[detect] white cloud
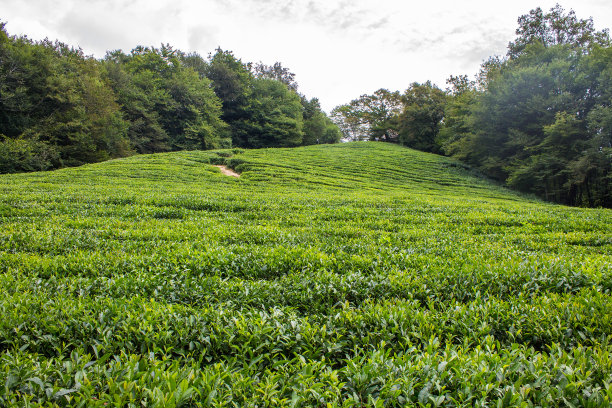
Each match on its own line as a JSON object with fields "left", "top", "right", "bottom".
{"left": 2, "top": 0, "right": 611, "bottom": 111}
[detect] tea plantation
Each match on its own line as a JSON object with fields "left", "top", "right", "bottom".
{"left": 1, "top": 142, "right": 611, "bottom": 407}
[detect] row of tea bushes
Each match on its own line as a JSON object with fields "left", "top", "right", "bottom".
{"left": 1, "top": 143, "right": 610, "bottom": 405}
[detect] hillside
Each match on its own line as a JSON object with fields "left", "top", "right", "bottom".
{"left": 1, "top": 142, "right": 611, "bottom": 406}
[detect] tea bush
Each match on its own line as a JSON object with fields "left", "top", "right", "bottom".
{"left": 0, "top": 142, "right": 610, "bottom": 406}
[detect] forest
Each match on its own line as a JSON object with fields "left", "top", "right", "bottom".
{"left": 1, "top": 5, "right": 611, "bottom": 207}
{"left": 333, "top": 5, "right": 612, "bottom": 208}
{"left": 0, "top": 28, "right": 339, "bottom": 173}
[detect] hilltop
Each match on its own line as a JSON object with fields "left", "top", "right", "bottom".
{"left": 0, "top": 142, "right": 611, "bottom": 406}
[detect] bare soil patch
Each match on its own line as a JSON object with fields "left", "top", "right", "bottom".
{"left": 213, "top": 165, "right": 240, "bottom": 178}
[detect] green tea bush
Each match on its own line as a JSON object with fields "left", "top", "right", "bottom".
{"left": 0, "top": 142, "right": 610, "bottom": 406}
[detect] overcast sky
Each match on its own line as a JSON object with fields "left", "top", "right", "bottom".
{"left": 2, "top": 0, "right": 611, "bottom": 111}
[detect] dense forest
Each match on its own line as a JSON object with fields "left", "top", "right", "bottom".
{"left": 332, "top": 5, "right": 612, "bottom": 207}
{"left": 0, "top": 24, "right": 340, "bottom": 173}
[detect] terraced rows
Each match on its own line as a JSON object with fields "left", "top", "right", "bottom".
{"left": 0, "top": 142, "right": 611, "bottom": 406}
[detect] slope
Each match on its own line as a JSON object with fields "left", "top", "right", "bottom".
{"left": 0, "top": 142, "right": 611, "bottom": 406}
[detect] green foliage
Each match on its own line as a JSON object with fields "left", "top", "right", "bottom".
{"left": 236, "top": 78, "right": 304, "bottom": 148}
{"left": 0, "top": 26, "right": 131, "bottom": 168}
{"left": 0, "top": 25, "right": 337, "bottom": 174}
{"left": 329, "top": 6, "right": 611, "bottom": 208}
{"left": 440, "top": 6, "right": 612, "bottom": 208}
{"left": 204, "top": 50, "right": 339, "bottom": 149}
{"left": 0, "top": 142, "right": 611, "bottom": 405}
{"left": 301, "top": 97, "right": 341, "bottom": 145}
{"left": 398, "top": 82, "right": 447, "bottom": 153}
{"left": 252, "top": 61, "right": 298, "bottom": 92}
{"left": 331, "top": 89, "right": 402, "bottom": 142}
{"left": 456, "top": 40, "right": 612, "bottom": 206}
{"left": 507, "top": 3, "right": 610, "bottom": 59}
{"left": 204, "top": 48, "right": 253, "bottom": 148}
{"left": 0, "top": 136, "right": 59, "bottom": 173}
{"left": 104, "top": 45, "right": 229, "bottom": 153}
{"left": 438, "top": 76, "right": 477, "bottom": 157}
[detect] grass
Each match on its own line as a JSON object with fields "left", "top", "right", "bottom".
{"left": 0, "top": 142, "right": 611, "bottom": 407}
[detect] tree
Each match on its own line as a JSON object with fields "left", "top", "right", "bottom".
{"left": 204, "top": 48, "right": 254, "bottom": 147}
{"left": 578, "top": 45, "right": 612, "bottom": 206}
{"left": 0, "top": 24, "right": 130, "bottom": 168}
{"left": 508, "top": 3, "right": 610, "bottom": 59}
{"left": 180, "top": 52, "right": 209, "bottom": 79}
{"left": 330, "top": 89, "right": 402, "bottom": 142}
{"left": 103, "top": 49, "right": 171, "bottom": 153}
{"left": 320, "top": 121, "right": 342, "bottom": 144}
{"left": 330, "top": 105, "right": 369, "bottom": 141}
{"left": 300, "top": 97, "right": 341, "bottom": 145}
{"left": 442, "top": 5, "right": 612, "bottom": 207}
{"left": 397, "top": 82, "right": 446, "bottom": 153}
{"left": 439, "top": 75, "right": 478, "bottom": 158}
{"left": 301, "top": 97, "right": 326, "bottom": 145}
{"left": 252, "top": 62, "right": 298, "bottom": 92}
{"left": 506, "top": 112, "right": 587, "bottom": 202}
{"left": 0, "top": 22, "right": 340, "bottom": 173}
{"left": 164, "top": 67, "right": 228, "bottom": 150}
{"left": 236, "top": 78, "right": 303, "bottom": 148}
{"left": 104, "top": 45, "right": 228, "bottom": 153}
{"left": 470, "top": 43, "right": 582, "bottom": 181}
{"left": 0, "top": 136, "right": 59, "bottom": 173}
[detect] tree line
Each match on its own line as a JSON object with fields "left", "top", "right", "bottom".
{"left": 332, "top": 4, "right": 612, "bottom": 208}
{"left": 0, "top": 24, "right": 340, "bottom": 173}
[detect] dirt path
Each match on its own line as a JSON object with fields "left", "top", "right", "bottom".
{"left": 213, "top": 165, "right": 240, "bottom": 178}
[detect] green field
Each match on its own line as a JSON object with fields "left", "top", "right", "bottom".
{"left": 1, "top": 142, "right": 611, "bottom": 407}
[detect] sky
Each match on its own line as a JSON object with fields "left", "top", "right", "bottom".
{"left": 2, "top": 0, "right": 611, "bottom": 112}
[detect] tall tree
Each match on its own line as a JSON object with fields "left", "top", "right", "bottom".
{"left": 0, "top": 24, "right": 130, "bottom": 170}
{"left": 252, "top": 62, "right": 298, "bottom": 92}
{"left": 397, "top": 82, "right": 446, "bottom": 153}
{"left": 507, "top": 3, "right": 610, "bottom": 59}
{"left": 330, "top": 105, "right": 369, "bottom": 141}
{"left": 204, "top": 48, "right": 253, "bottom": 147}
{"left": 301, "top": 97, "right": 340, "bottom": 145}
{"left": 331, "top": 89, "right": 402, "bottom": 142}
{"left": 104, "top": 45, "right": 228, "bottom": 153}
{"left": 235, "top": 78, "right": 303, "bottom": 148}
{"left": 180, "top": 52, "right": 209, "bottom": 79}
{"left": 445, "top": 5, "right": 612, "bottom": 207}
{"left": 0, "top": 22, "right": 340, "bottom": 174}
{"left": 439, "top": 75, "right": 478, "bottom": 158}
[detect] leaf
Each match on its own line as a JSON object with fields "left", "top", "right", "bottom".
{"left": 418, "top": 384, "right": 431, "bottom": 404}
{"left": 54, "top": 388, "right": 79, "bottom": 399}
{"left": 27, "top": 377, "right": 45, "bottom": 389}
